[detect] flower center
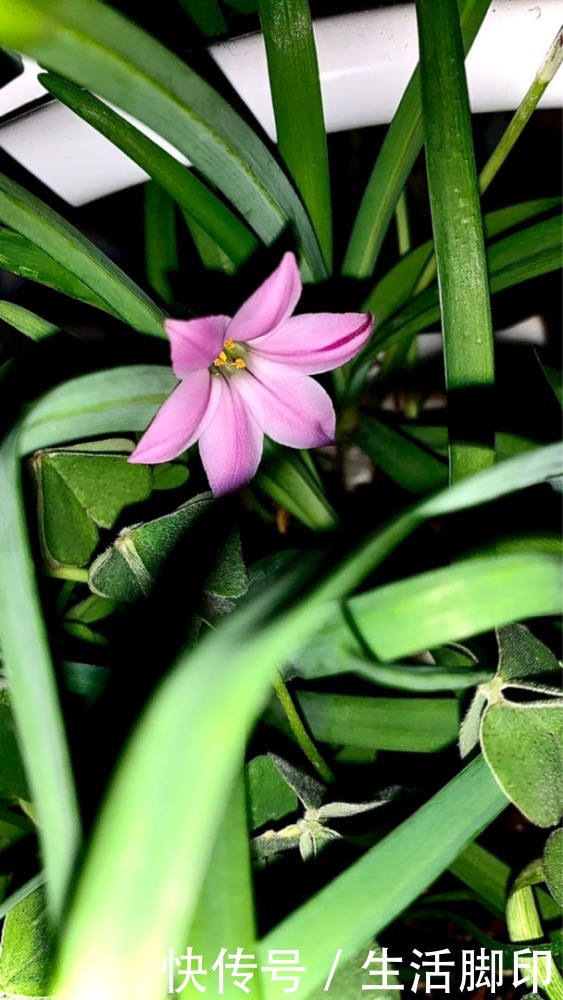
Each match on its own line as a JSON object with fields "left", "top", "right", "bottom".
{"left": 210, "top": 338, "right": 248, "bottom": 375}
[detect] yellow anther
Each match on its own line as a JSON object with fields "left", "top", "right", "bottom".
{"left": 224, "top": 339, "right": 236, "bottom": 350}
{"left": 213, "top": 356, "right": 226, "bottom": 367}
{"left": 234, "top": 358, "right": 246, "bottom": 369}
{"left": 219, "top": 351, "right": 227, "bottom": 362}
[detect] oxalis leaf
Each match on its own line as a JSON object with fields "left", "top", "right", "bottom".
{"left": 461, "top": 626, "right": 563, "bottom": 826}
{"left": 480, "top": 702, "right": 563, "bottom": 829}
{"left": 543, "top": 829, "right": 563, "bottom": 906}
{"left": 0, "top": 884, "right": 55, "bottom": 997}
{"left": 89, "top": 493, "right": 247, "bottom": 602}
{"left": 30, "top": 440, "right": 152, "bottom": 569}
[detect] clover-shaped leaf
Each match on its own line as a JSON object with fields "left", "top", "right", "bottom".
{"left": 460, "top": 625, "right": 563, "bottom": 827}
{"left": 543, "top": 828, "right": 563, "bottom": 906}
{"left": 31, "top": 439, "right": 152, "bottom": 569}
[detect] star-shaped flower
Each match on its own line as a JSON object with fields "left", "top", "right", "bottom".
{"left": 129, "top": 253, "right": 373, "bottom": 496}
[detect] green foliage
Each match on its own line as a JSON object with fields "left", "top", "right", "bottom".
{"left": 544, "top": 829, "right": 563, "bottom": 906}
{"left": 89, "top": 493, "right": 247, "bottom": 601}
{"left": 0, "top": 0, "right": 560, "bottom": 995}
{"left": 31, "top": 441, "right": 152, "bottom": 568}
{"left": 0, "top": 886, "right": 55, "bottom": 997}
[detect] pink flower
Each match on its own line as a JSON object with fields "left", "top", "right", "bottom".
{"left": 129, "top": 253, "right": 373, "bottom": 496}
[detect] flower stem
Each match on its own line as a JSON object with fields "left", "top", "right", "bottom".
{"left": 45, "top": 567, "right": 89, "bottom": 583}
{"left": 272, "top": 672, "right": 334, "bottom": 783}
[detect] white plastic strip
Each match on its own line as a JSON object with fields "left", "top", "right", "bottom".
{"left": 0, "top": 1, "right": 561, "bottom": 205}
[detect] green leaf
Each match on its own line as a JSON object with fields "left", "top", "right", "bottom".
{"left": 291, "top": 649, "right": 491, "bottom": 692}
{"left": 450, "top": 841, "right": 510, "bottom": 919}
{"left": 305, "top": 943, "right": 391, "bottom": 1000}
{"left": 0, "top": 688, "right": 29, "bottom": 800}
{"left": 416, "top": 0, "right": 494, "bottom": 480}
{"left": 144, "top": 181, "right": 178, "bottom": 304}
{"left": 246, "top": 755, "right": 298, "bottom": 830}
{"left": 538, "top": 356, "right": 563, "bottom": 408}
{"left": 0, "top": 300, "right": 59, "bottom": 341}
{"left": 178, "top": 0, "right": 227, "bottom": 35}
{"left": 20, "top": 365, "right": 176, "bottom": 455}
{"left": 343, "top": 0, "right": 491, "bottom": 278}
{"left": 544, "top": 829, "right": 563, "bottom": 906}
{"left": 355, "top": 414, "right": 447, "bottom": 493}
{"left": 41, "top": 73, "right": 258, "bottom": 269}
{"left": 0, "top": 228, "right": 113, "bottom": 312}
{"left": 0, "top": 0, "right": 326, "bottom": 279}
{"left": 298, "top": 554, "right": 563, "bottom": 666}
{"left": 366, "top": 198, "right": 562, "bottom": 327}
{"left": 89, "top": 494, "right": 247, "bottom": 601}
{"left": 0, "top": 172, "right": 165, "bottom": 335}
{"left": 0, "top": 885, "right": 55, "bottom": 997}
{"left": 258, "top": 0, "right": 332, "bottom": 270}
{"left": 188, "top": 772, "right": 263, "bottom": 1000}
{"left": 368, "top": 215, "right": 562, "bottom": 356}
{"left": 31, "top": 442, "right": 152, "bottom": 568}
{"left": 260, "top": 757, "right": 507, "bottom": 998}
{"left": 497, "top": 623, "right": 561, "bottom": 685}
{"left": 0, "top": 364, "right": 560, "bottom": 972}
{"left": 255, "top": 444, "right": 338, "bottom": 531}
{"left": 151, "top": 461, "right": 189, "bottom": 491}
{"left": 481, "top": 702, "right": 563, "bottom": 828}
{"left": 295, "top": 691, "right": 459, "bottom": 753}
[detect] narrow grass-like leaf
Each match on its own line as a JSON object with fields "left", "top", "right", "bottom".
{"left": 0, "top": 301, "right": 59, "bottom": 341}
{"left": 188, "top": 772, "right": 263, "bottom": 999}
{"left": 361, "top": 215, "right": 562, "bottom": 358}
{"left": 416, "top": 0, "right": 494, "bottom": 480}
{"left": 183, "top": 212, "right": 238, "bottom": 274}
{"left": 41, "top": 73, "right": 258, "bottom": 268}
{"left": 354, "top": 414, "right": 447, "bottom": 493}
{"left": 0, "top": 229, "right": 117, "bottom": 313}
{"left": 296, "top": 692, "right": 459, "bottom": 752}
{"left": 0, "top": 0, "right": 326, "bottom": 279}
{"left": 179, "top": 0, "right": 227, "bottom": 35}
{"left": 20, "top": 365, "right": 176, "bottom": 454}
{"left": 258, "top": 0, "right": 332, "bottom": 270}
{"left": 343, "top": 0, "right": 491, "bottom": 278}
{"left": 342, "top": 554, "right": 562, "bottom": 661}
{"left": 261, "top": 757, "right": 507, "bottom": 999}
{"left": 449, "top": 841, "right": 509, "bottom": 919}
{"left": 479, "top": 26, "right": 563, "bottom": 194}
{"left": 0, "top": 172, "right": 165, "bottom": 335}
{"left": 255, "top": 444, "right": 338, "bottom": 532}
{"left": 0, "top": 431, "right": 81, "bottom": 923}
{"left": 144, "top": 182, "right": 178, "bottom": 304}
{"left": 366, "top": 198, "right": 561, "bottom": 327}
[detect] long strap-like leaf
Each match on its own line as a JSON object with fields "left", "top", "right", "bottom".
{"left": 0, "top": 0, "right": 326, "bottom": 279}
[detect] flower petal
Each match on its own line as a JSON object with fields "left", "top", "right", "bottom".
{"left": 251, "top": 311, "right": 374, "bottom": 374}
{"left": 128, "top": 369, "right": 215, "bottom": 464}
{"left": 198, "top": 377, "right": 263, "bottom": 496}
{"left": 227, "top": 252, "right": 301, "bottom": 343}
{"left": 235, "top": 357, "right": 335, "bottom": 449}
{"left": 165, "top": 315, "right": 230, "bottom": 377}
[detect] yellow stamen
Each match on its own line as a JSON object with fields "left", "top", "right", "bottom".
{"left": 224, "top": 339, "right": 236, "bottom": 350}
{"left": 234, "top": 357, "right": 246, "bottom": 369}
{"left": 213, "top": 356, "right": 226, "bottom": 367}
